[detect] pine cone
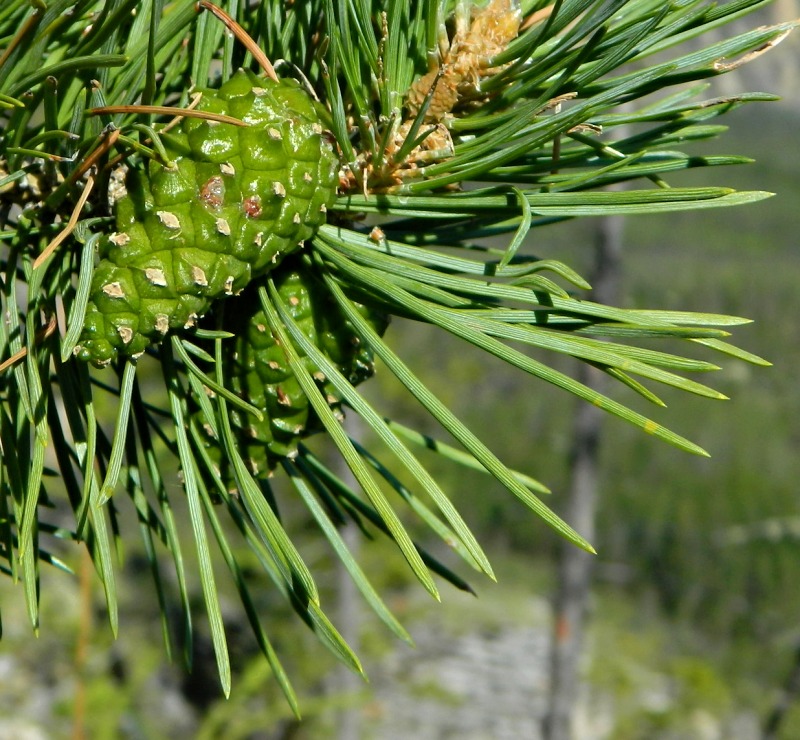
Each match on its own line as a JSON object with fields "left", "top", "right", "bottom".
{"left": 76, "top": 70, "right": 339, "bottom": 366}
{"left": 196, "top": 259, "right": 388, "bottom": 481}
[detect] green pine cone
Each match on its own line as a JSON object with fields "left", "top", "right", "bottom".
{"left": 76, "top": 70, "right": 339, "bottom": 366}
{"left": 196, "top": 259, "right": 388, "bottom": 481}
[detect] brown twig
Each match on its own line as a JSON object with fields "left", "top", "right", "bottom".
{"left": 74, "top": 127, "right": 121, "bottom": 183}
{"left": 33, "top": 173, "right": 96, "bottom": 270}
{"left": 521, "top": 3, "right": 556, "bottom": 32}
{"left": 160, "top": 92, "right": 203, "bottom": 134}
{"left": 198, "top": 0, "right": 279, "bottom": 82}
{"left": 0, "top": 314, "right": 58, "bottom": 374}
{"left": 0, "top": 9, "right": 42, "bottom": 73}
{"left": 87, "top": 105, "right": 248, "bottom": 127}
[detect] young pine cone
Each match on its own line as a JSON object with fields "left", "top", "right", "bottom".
{"left": 76, "top": 70, "right": 339, "bottom": 366}
{"left": 196, "top": 260, "right": 389, "bottom": 480}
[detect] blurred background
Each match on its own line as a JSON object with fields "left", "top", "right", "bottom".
{"left": 1, "top": 4, "right": 798, "bottom": 739}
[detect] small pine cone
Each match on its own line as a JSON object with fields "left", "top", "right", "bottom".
{"left": 76, "top": 70, "right": 339, "bottom": 366}
{"left": 195, "top": 259, "right": 388, "bottom": 482}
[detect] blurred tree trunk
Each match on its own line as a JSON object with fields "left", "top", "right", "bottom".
{"left": 772, "top": 1, "right": 799, "bottom": 92}
{"left": 763, "top": 642, "right": 800, "bottom": 739}
{"left": 335, "top": 415, "right": 365, "bottom": 740}
{"left": 542, "top": 211, "right": 623, "bottom": 740}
